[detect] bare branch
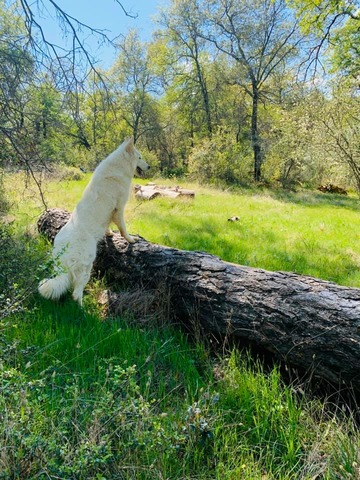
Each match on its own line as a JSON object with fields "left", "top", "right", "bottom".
{"left": 13, "top": 0, "right": 138, "bottom": 91}
{"left": 1, "top": 128, "right": 48, "bottom": 210}
{"left": 114, "top": 0, "right": 138, "bottom": 19}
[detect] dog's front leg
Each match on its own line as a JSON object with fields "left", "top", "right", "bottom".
{"left": 112, "top": 207, "right": 136, "bottom": 244}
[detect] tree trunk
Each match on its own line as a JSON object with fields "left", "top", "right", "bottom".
{"left": 194, "top": 56, "right": 212, "bottom": 137}
{"left": 251, "top": 88, "right": 262, "bottom": 182}
{"left": 38, "top": 208, "right": 360, "bottom": 391}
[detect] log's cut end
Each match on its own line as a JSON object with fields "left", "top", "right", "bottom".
{"left": 37, "top": 208, "right": 71, "bottom": 243}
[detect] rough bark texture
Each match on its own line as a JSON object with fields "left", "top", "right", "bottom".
{"left": 37, "top": 207, "right": 72, "bottom": 243}
{"left": 38, "top": 208, "right": 360, "bottom": 391}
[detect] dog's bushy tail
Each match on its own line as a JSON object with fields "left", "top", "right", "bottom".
{"left": 38, "top": 273, "right": 71, "bottom": 301}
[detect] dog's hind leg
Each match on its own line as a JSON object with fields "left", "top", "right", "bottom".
{"left": 71, "top": 263, "right": 92, "bottom": 306}
{"left": 112, "top": 207, "right": 136, "bottom": 243}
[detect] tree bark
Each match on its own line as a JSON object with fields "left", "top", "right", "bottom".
{"left": 251, "top": 88, "right": 262, "bottom": 182}
{"left": 38, "top": 208, "right": 360, "bottom": 391}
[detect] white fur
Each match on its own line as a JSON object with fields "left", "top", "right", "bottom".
{"left": 38, "top": 138, "right": 150, "bottom": 306}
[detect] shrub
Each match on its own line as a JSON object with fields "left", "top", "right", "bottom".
{"left": 139, "top": 148, "right": 160, "bottom": 177}
{"left": 0, "top": 224, "right": 46, "bottom": 321}
{"left": 188, "top": 130, "right": 252, "bottom": 186}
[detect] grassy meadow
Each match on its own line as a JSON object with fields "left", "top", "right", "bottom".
{"left": 6, "top": 172, "right": 360, "bottom": 286}
{"left": 1, "top": 172, "right": 360, "bottom": 478}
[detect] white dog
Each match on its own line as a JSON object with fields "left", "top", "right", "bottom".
{"left": 38, "top": 137, "right": 150, "bottom": 305}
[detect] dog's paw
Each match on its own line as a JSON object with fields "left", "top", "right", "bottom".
{"left": 105, "top": 229, "right": 114, "bottom": 237}
{"left": 125, "top": 234, "right": 136, "bottom": 244}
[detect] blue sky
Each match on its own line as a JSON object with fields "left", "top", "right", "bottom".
{"left": 40, "top": 0, "right": 168, "bottom": 67}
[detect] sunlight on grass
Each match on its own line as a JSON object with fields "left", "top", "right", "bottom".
{"left": 4, "top": 172, "right": 90, "bottom": 232}
{"left": 128, "top": 183, "right": 360, "bottom": 287}
{"left": 6, "top": 298, "right": 204, "bottom": 403}
{"left": 5, "top": 173, "right": 360, "bottom": 286}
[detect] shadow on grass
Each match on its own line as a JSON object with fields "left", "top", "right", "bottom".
{"left": 256, "top": 188, "right": 360, "bottom": 212}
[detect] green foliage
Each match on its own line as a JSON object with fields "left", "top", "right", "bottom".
{"left": 288, "top": 0, "right": 359, "bottom": 36}
{"left": 158, "top": 0, "right": 214, "bottom": 138}
{"left": 139, "top": 148, "right": 161, "bottom": 175}
{"left": 287, "top": 0, "right": 360, "bottom": 78}
{"left": 110, "top": 30, "right": 160, "bottom": 144}
{"left": 215, "top": 352, "right": 304, "bottom": 477}
{"left": 0, "top": 4, "right": 34, "bottom": 168}
{"left": 24, "top": 81, "right": 74, "bottom": 165}
{"left": 0, "top": 223, "right": 47, "bottom": 321}
{"left": 0, "top": 300, "right": 209, "bottom": 478}
{"left": 330, "top": 20, "right": 360, "bottom": 77}
{"left": 188, "top": 129, "right": 252, "bottom": 185}
{"left": 0, "top": 174, "right": 10, "bottom": 214}
{"left": 264, "top": 88, "right": 332, "bottom": 189}
{"left": 317, "top": 83, "right": 360, "bottom": 193}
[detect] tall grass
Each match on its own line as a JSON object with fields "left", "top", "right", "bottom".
{"left": 1, "top": 172, "right": 360, "bottom": 478}
{"left": 2, "top": 299, "right": 360, "bottom": 478}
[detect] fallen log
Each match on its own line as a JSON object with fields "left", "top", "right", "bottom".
{"left": 134, "top": 183, "right": 195, "bottom": 200}
{"left": 38, "top": 208, "right": 360, "bottom": 391}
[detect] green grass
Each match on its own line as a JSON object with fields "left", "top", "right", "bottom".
{"left": 1, "top": 172, "right": 360, "bottom": 478}
{"left": 129, "top": 184, "right": 360, "bottom": 287}
{"left": 7, "top": 298, "right": 203, "bottom": 400}
{"left": 6, "top": 173, "right": 359, "bottom": 286}
{"left": 2, "top": 300, "right": 360, "bottom": 478}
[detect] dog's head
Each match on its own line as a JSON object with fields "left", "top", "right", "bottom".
{"left": 125, "top": 137, "right": 150, "bottom": 176}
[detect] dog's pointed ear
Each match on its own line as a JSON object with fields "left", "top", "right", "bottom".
{"left": 125, "top": 137, "right": 135, "bottom": 154}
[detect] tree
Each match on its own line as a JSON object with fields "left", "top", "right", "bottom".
{"left": 110, "top": 31, "right": 159, "bottom": 143}
{"left": 287, "top": 0, "right": 360, "bottom": 75}
{"left": 158, "top": 0, "right": 214, "bottom": 138}
{"left": 0, "top": 4, "right": 34, "bottom": 167}
{"left": 320, "top": 84, "right": 360, "bottom": 193}
{"left": 10, "top": 0, "right": 135, "bottom": 88}
{"left": 330, "top": 19, "right": 360, "bottom": 78}
{"left": 0, "top": 1, "right": 138, "bottom": 205}
{"left": 0, "top": 1, "right": 136, "bottom": 148}
{"left": 264, "top": 85, "right": 330, "bottom": 188}
{"left": 196, "top": 0, "right": 304, "bottom": 181}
